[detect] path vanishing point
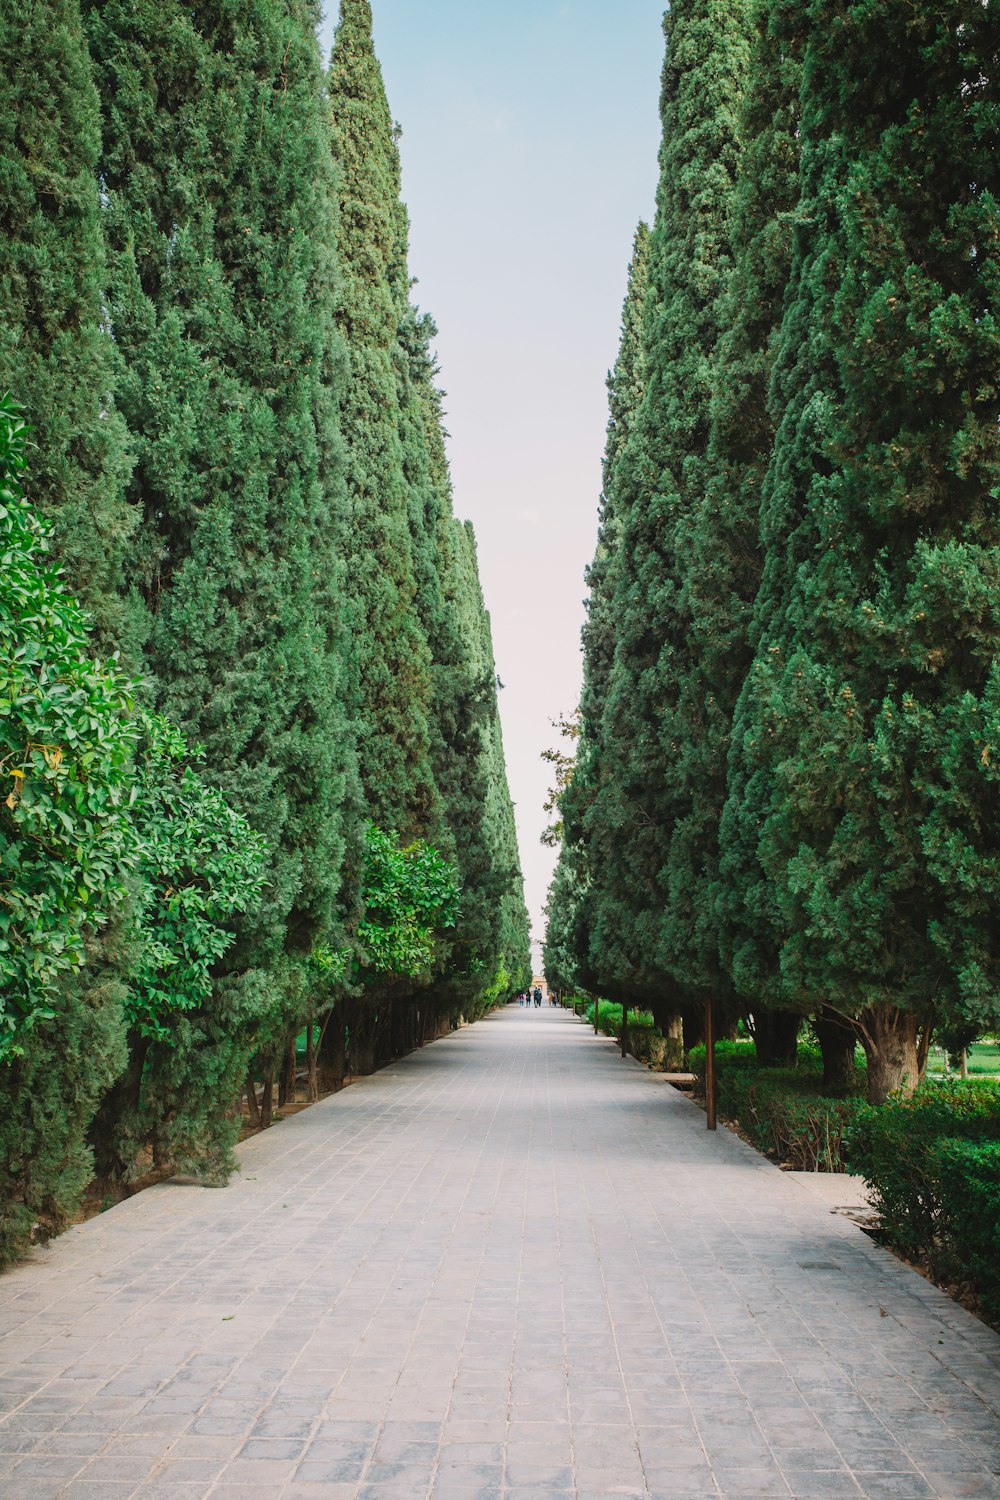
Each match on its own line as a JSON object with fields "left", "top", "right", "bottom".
{"left": 1, "top": 1006, "right": 999, "bottom": 1500}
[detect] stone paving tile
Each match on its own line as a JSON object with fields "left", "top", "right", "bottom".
{"left": 0, "top": 1006, "right": 998, "bottom": 1500}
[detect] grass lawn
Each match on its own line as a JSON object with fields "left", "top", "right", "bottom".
{"left": 926, "top": 1040, "right": 1000, "bottom": 1077}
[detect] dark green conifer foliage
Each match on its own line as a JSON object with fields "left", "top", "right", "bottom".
{"left": 449, "top": 519, "right": 531, "bottom": 1002}
{"left": 578, "top": 0, "right": 752, "bottom": 1008}
{"left": 679, "top": 5, "right": 803, "bottom": 1029}
{"left": 398, "top": 315, "right": 503, "bottom": 1003}
{"left": 329, "top": 0, "right": 437, "bottom": 842}
{"left": 581, "top": 225, "right": 650, "bottom": 746}
{"left": 720, "top": 0, "right": 1000, "bottom": 1102}
{"left": 85, "top": 0, "right": 356, "bottom": 1150}
{"left": 554, "top": 223, "right": 650, "bottom": 996}
{"left": 0, "top": 0, "right": 133, "bottom": 647}
{"left": 395, "top": 305, "right": 456, "bottom": 871}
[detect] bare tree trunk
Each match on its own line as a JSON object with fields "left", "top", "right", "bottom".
{"left": 322, "top": 1010, "right": 347, "bottom": 1091}
{"left": 814, "top": 1007, "right": 859, "bottom": 1095}
{"left": 306, "top": 1023, "right": 318, "bottom": 1102}
{"left": 245, "top": 1072, "right": 261, "bottom": 1130}
{"left": 663, "top": 1011, "right": 684, "bottom": 1071}
{"left": 260, "top": 1070, "right": 275, "bottom": 1128}
{"left": 279, "top": 1037, "right": 296, "bottom": 1107}
{"left": 859, "top": 1007, "right": 921, "bottom": 1105}
{"left": 683, "top": 1005, "right": 705, "bottom": 1053}
{"left": 749, "top": 1009, "right": 801, "bottom": 1068}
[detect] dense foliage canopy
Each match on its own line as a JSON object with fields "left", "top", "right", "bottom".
{"left": 0, "top": 0, "right": 528, "bottom": 1264}
{"left": 546, "top": 0, "right": 1000, "bottom": 1104}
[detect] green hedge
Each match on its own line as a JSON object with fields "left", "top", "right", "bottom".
{"left": 847, "top": 1081, "right": 1000, "bottom": 1320}
{"left": 583, "top": 1001, "right": 664, "bottom": 1065}
{"left": 688, "top": 1042, "right": 865, "bottom": 1171}
{"left": 928, "top": 1139, "right": 1000, "bottom": 1322}
{"left": 689, "top": 1044, "right": 869, "bottom": 1170}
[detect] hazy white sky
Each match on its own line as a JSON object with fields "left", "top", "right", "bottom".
{"left": 320, "top": 1, "right": 664, "bottom": 961}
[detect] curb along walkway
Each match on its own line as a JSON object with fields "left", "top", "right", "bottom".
{"left": 1, "top": 1007, "right": 998, "bottom": 1500}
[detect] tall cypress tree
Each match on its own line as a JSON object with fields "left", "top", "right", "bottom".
{"left": 720, "top": 0, "right": 1000, "bottom": 1102}
{"left": 679, "top": 1, "right": 805, "bottom": 1063}
{"left": 401, "top": 314, "right": 520, "bottom": 1008}
{"left": 85, "top": 0, "right": 356, "bottom": 1164}
{"left": 554, "top": 223, "right": 650, "bottom": 997}
{"left": 578, "top": 0, "right": 752, "bottom": 1012}
{"left": 449, "top": 518, "right": 531, "bottom": 1003}
{"left": 0, "top": 0, "right": 133, "bottom": 647}
{"left": 452, "top": 522, "right": 530, "bottom": 1002}
{"left": 329, "top": 0, "right": 438, "bottom": 842}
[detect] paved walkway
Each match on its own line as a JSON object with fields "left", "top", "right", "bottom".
{"left": 1, "top": 1007, "right": 998, "bottom": 1500}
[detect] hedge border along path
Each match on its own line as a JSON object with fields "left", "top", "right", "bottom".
{"left": 0, "top": 1005, "right": 998, "bottom": 1500}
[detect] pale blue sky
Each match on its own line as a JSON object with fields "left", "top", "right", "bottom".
{"left": 320, "top": 1, "right": 665, "bottom": 958}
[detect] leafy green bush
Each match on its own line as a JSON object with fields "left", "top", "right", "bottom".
{"left": 91, "top": 713, "right": 270, "bottom": 1184}
{"left": 355, "top": 825, "right": 460, "bottom": 980}
{"left": 689, "top": 1039, "right": 760, "bottom": 1077}
{"left": 927, "top": 1139, "right": 1000, "bottom": 1323}
{"left": 846, "top": 1081, "right": 1000, "bottom": 1264}
{"left": 725, "top": 1070, "right": 861, "bottom": 1170}
{"left": 129, "top": 713, "right": 269, "bottom": 1041}
{"left": 582, "top": 1001, "right": 664, "bottom": 1064}
{"left": 584, "top": 1000, "right": 656, "bottom": 1034}
{"left": 0, "top": 395, "right": 138, "bottom": 1057}
{"left": 0, "top": 929, "right": 129, "bottom": 1266}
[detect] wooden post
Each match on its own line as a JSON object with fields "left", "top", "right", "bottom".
{"left": 705, "top": 997, "right": 717, "bottom": 1132}
{"left": 621, "top": 1003, "right": 628, "bottom": 1059}
{"left": 595, "top": 997, "right": 600, "bottom": 1035}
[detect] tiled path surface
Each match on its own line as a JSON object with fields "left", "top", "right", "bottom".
{"left": 1, "top": 1007, "right": 999, "bottom": 1500}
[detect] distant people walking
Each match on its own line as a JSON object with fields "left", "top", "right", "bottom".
{"left": 533, "top": 986, "right": 542, "bottom": 1008}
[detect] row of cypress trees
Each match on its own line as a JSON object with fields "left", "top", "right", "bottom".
{"left": 0, "top": 0, "right": 528, "bottom": 1259}
{"left": 545, "top": 0, "right": 1000, "bottom": 1104}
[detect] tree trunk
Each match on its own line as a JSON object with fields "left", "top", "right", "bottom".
{"left": 749, "top": 1009, "right": 801, "bottom": 1068}
{"left": 662, "top": 1011, "right": 684, "bottom": 1070}
{"left": 682, "top": 1005, "right": 705, "bottom": 1053}
{"left": 306, "top": 1023, "right": 318, "bottom": 1102}
{"left": 90, "top": 1032, "right": 151, "bottom": 1181}
{"left": 279, "top": 1036, "right": 296, "bottom": 1107}
{"left": 814, "top": 1008, "right": 859, "bottom": 1096}
{"left": 860, "top": 1006, "right": 921, "bottom": 1105}
{"left": 245, "top": 1072, "right": 261, "bottom": 1130}
{"left": 321, "top": 1010, "right": 347, "bottom": 1092}
{"left": 260, "top": 1070, "right": 275, "bottom": 1128}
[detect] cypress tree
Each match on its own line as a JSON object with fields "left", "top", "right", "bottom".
{"left": 395, "top": 305, "right": 458, "bottom": 868}
{"left": 329, "top": 0, "right": 438, "bottom": 842}
{"left": 449, "top": 519, "right": 531, "bottom": 1004}
{"left": 85, "top": 0, "right": 356, "bottom": 1159}
{"left": 401, "top": 314, "right": 516, "bottom": 1010}
{"left": 0, "top": 0, "right": 133, "bottom": 647}
{"left": 578, "top": 0, "right": 752, "bottom": 1012}
{"left": 720, "top": 0, "right": 1000, "bottom": 1102}
{"left": 554, "top": 223, "right": 650, "bottom": 997}
{"left": 682, "top": 2, "right": 805, "bottom": 1065}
